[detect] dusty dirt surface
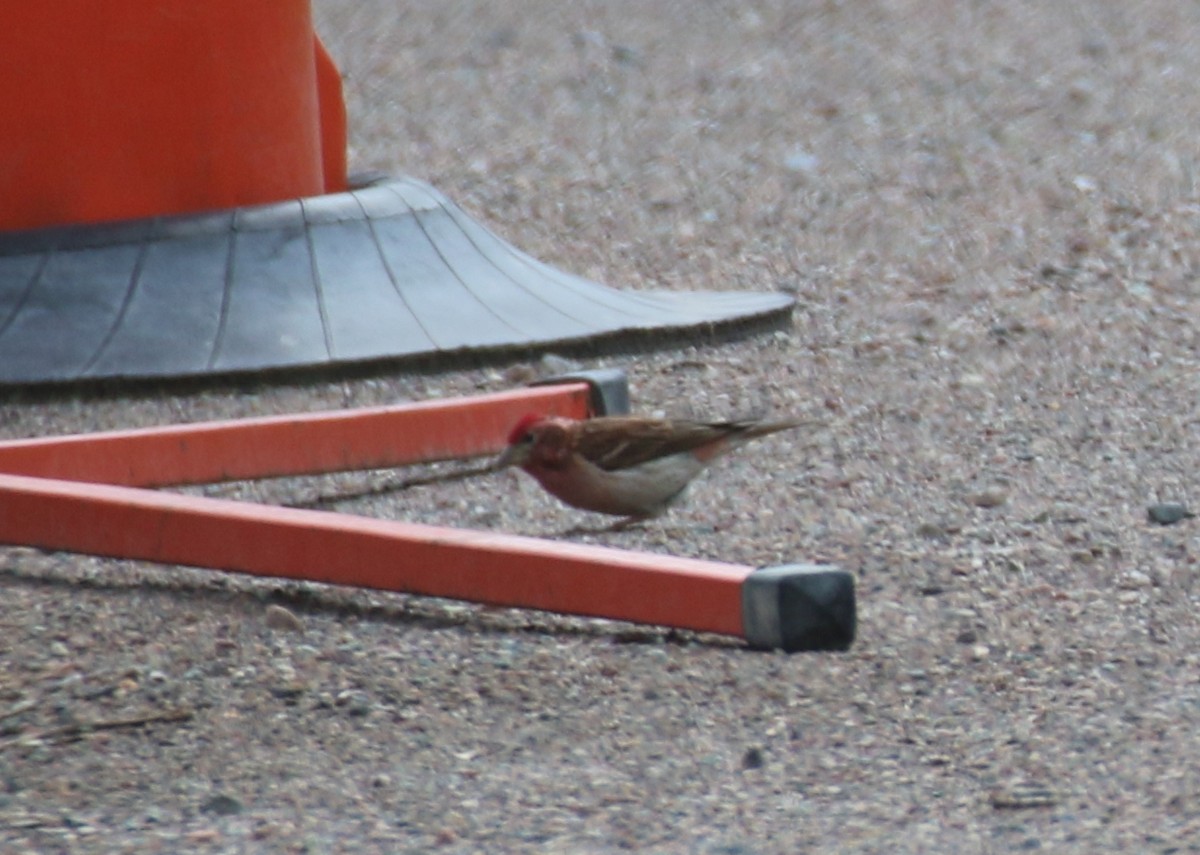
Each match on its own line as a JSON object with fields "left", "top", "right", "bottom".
{"left": 5, "top": 1, "right": 1200, "bottom": 852}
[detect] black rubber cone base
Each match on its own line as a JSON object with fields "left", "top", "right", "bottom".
{"left": 0, "top": 176, "right": 794, "bottom": 388}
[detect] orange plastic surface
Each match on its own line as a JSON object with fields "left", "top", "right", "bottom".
{"left": 0, "top": 385, "right": 593, "bottom": 487}
{"left": 0, "top": 472, "right": 749, "bottom": 637}
{"left": 314, "top": 35, "right": 349, "bottom": 194}
{"left": 0, "top": 2, "right": 343, "bottom": 231}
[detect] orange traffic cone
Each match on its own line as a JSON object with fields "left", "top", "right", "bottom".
{"left": 0, "top": 1, "right": 345, "bottom": 231}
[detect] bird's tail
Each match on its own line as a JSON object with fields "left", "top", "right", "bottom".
{"left": 730, "top": 417, "right": 815, "bottom": 440}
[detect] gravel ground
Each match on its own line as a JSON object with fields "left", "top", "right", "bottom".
{"left": 6, "top": 1, "right": 1200, "bottom": 852}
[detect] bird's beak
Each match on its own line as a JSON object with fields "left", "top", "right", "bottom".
{"left": 495, "top": 443, "right": 530, "bottom": 469}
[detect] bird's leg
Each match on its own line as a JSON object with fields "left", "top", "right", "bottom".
{"left": 560, "top": 514, "right": 654, "bottom": 537}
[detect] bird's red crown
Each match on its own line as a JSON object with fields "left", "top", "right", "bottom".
{"left": 507, "top": 412, "right": 546, "bottom": 445}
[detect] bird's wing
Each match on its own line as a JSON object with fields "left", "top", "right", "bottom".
{"left": 572, "top": 417, "right": 756, "bottom": 471}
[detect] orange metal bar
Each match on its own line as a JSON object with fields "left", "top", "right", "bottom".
{"left": 0, "top": 473, "right": 749, "bottom": 638}
{"left": 0, "top": 384, "right": 592, "bottom": 487}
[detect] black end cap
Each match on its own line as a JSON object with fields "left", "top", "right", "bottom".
{"left": 741, "top": 564, "right": 856, "bottom": 653}
{"left": 532, "top": 367, "right": 630, "bottom": 416}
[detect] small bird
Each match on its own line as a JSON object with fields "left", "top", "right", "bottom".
{"left": 496, "top": 413, "right": 807, "bottom": 525}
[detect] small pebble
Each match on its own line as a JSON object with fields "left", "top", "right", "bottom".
{"left": 335, "top": 689, "right": 372, "bottom": 717}
{"left": 970, "top": 488, "right": 1009, "bottom": 509}
{"left": 783, "top": 147, "right": 820, "bottom": 175}
{"left": 501, "top": 363, "right": 537, "bottom": 385}
{"left": 990, "top": 783, "right": 1060, "bottom": 809}
{"left": 610, "top": 44, "right": 641, "bottom": 66}
{"left": 185, "top": 829, "right": 221, "bottom": 844}
{"left": 1147, "top": 503, "right": 1194, "bottom": 525}
{"left": 1117, "top": 570, "right": 1152, "bottom": 590}
{"left": 270, "top": 680, "right": 309, "bottom": 701}
{"left": 200, "top": 794, "right": 244, "bottom": 816}
{"left": 265, "top": 604, "right": 305, "bottom": 633}
{"left": 741, "top": 747, "right": 765, "bottom": 770}
{"left": 539, "top": 353, "right": 582, "bottom": 376}
{"left": 916, "top": 521, "right": 950, "bottom": 540}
